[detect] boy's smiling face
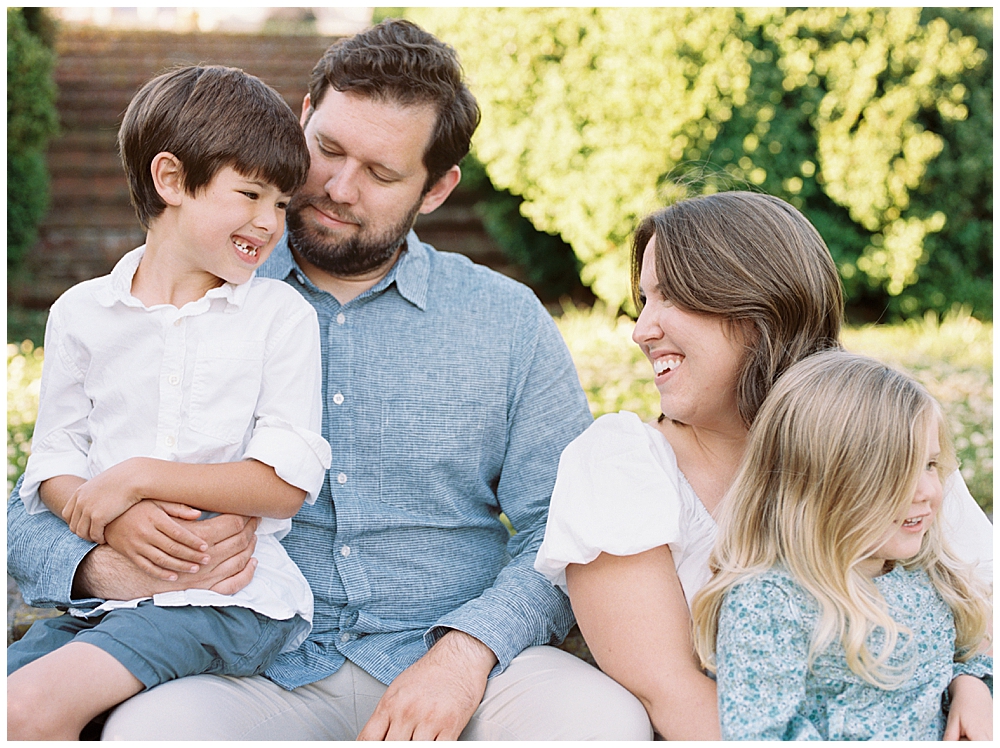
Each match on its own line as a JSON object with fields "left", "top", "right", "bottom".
{"left": 173, "top": 165, "right": 291, "bottom": 287}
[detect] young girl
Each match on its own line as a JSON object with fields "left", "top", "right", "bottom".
{"left": 692, "top": 351, "right": 992, "bottom": 741}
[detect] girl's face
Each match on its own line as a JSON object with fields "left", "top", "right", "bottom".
{"left": 862, "top": 419, "right": 943, "bottom": 576}
{"left": 632, "top": 239, "right": 748, "bottom": 436}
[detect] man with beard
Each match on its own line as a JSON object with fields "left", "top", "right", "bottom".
{"left": 7, "top": 19, "right": 652, "bottom": 740}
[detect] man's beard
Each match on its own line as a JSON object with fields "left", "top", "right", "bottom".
{"left": 285, "top": 196, "right": 422, "bottom": 277}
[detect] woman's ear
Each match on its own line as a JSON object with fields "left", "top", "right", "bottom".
{"left": 150, "top": 152, "right": 185, "bottom": 206}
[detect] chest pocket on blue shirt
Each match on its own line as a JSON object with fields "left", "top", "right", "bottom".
{"left": 188, "top": 339, "right": 265, "bottom": 443}
{"left": 379, "top": 397, "right": 487, "bottom": 514}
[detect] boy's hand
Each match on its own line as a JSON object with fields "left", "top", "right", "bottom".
{"left": 104, "top": 500, "right": 211, "bottom": 581}
{"left": 74, "top": 514, "right": 260, "bottom": 601}
{"left": 944, "top": 675, "right": 992, "bottom": 741}
{"left": 62, "top": 457, "right": 151, "bottom": 543}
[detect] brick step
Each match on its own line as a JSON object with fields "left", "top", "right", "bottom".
{"left": 38, "top": 205, "right": 138, "bottom": 230}
{"left": 17, "top": 27, "right": 523, "bottom": 308}
{"left": 56, "top": 66, "right": 314, "bottom": 91}
{"left": 46, "top": 149, "right": 123, "bottom": 174}
{"left": 55, "top": 73, "right": 308, "bottom": 96}
{"left": 47, "top": 130, "right": 120, "bottom": 149}
{"left": 55, "top": 30, "right": 336, "bottom": 56}
{"left": 49, "top": 173, "right": 132, "bottom": 200}
{"left": 414, "top": 204, "right": 484, "bottom": 228}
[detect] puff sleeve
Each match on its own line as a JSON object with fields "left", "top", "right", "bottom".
{"left": 535, "top": 411, "right": 688, "bottom": 591}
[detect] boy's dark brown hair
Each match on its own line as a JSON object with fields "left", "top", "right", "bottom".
{"left": 307, "top": 18, "right": 480, "bottom": 192}
{"left": 119, "top": 65, "right": 310, "bottom": 228}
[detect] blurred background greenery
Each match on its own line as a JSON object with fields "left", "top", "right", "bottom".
{"left": 6, "top": 8, "right": 992, "bottom": 514}
{"left": 408, "top": 7, "right": 992, "bottom": 321}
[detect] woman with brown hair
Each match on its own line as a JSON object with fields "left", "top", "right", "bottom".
{"left": 535, "top": 191, "right": 993, "bottom": 740}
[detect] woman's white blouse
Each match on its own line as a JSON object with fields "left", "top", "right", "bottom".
{"left": 535, "top": 411, "right": 718, "bottom": 604}
{"left": 536, "top": 411, "right": 993, "bottom": 605}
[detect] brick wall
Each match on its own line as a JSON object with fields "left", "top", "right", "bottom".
{"left": 12, "top": 26, "right": 513, "bottom": 307}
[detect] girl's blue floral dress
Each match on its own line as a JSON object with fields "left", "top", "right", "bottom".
{"left": 716, "top": 564, "right": 992, "bottom": 740}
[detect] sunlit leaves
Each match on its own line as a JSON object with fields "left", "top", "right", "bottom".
{"left": 413, "top": 8, "right": 989, "bottom": 315}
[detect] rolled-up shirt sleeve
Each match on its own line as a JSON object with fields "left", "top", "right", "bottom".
{"left": 20, "top": 303, "right": 93, "bottom": 513}
{"left": 423, "top": 296, "right": 592, "bottom": 675}
{"left": 8, "top": 474, "right": 101, "bottom": 609}
{"left": 242, "top": 303, "right": 331, "bottom": 504}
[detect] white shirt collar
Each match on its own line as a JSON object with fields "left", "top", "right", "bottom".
{"left": 94, "top": 245, "right": 253, "bottom": 313}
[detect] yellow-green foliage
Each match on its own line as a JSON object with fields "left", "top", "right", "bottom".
{"left": 412, "top": 8, "right": 992, "bottom": 318}
{"left": 842, "top": 310, "right": 992, "bottom": 510}
{"left": 555, "top": 305, "right": 992, "bottom": 514}
{"left": 7, "top": 341, "right": 44, "bottom": 496}
{"left": 8, "top": 8, "right": 59, "bottom": 273}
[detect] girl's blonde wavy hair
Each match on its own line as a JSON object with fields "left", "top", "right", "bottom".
{"left": 691, "top": 351, "right": 991, "bottom": 688}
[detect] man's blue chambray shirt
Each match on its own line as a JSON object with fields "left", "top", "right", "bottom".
{"left": 7, "top": 231, "right": 593, "bottom": 690}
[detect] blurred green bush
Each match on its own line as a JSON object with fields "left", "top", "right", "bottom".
{"left": 7, "top": 8, "right": 59, "bottom": 278}
{"left": 414, "top": 8, "right": 992, "bottom": 320}
{"left": 459, "top": 156, "right": 582, "bottom": 300}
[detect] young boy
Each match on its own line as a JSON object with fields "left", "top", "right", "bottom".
{"left": 7, "top": 65, "right": 331, "bottom": 740}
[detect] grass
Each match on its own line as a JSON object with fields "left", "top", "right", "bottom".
{"left": 6, "top": 305, "right": 993, "bottom": 514}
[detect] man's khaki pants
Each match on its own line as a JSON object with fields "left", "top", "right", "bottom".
{"left": 102, "top": 645, "right": 653, "bottom": 740}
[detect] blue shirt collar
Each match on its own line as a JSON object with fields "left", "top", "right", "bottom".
{"left": 265, "top": 230, "right": 430, "bottom": 311}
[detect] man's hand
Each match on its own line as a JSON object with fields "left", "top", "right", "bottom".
{"left": 62, "top": 457, "right": 151, "bottom": 543}
{"left": 74, "top": 512, "right": 260, "bottom": 601}
{"left": 944, "top": 674, "right": 992, "bottom": 741}
{"left": 357, "top": 629, "right": 498, "bottom": 740}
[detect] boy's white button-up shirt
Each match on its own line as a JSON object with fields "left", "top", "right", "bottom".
{"left": 21, "top": 247, "right": 331, "bottom": 650}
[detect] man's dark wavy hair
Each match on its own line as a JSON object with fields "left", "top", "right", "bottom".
{"left": 308, "top": 18, "right": 480, "bottom": 192}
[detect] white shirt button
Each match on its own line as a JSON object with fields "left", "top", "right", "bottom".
{"left": 165, "top": 435, "right": 176, "bottom": 447}
{"left": 296, "top": 273, "right": 306, "bottom": 284}
{"left": 336, "top": 313, "right": 346, "bottom": 325}
{"left": 168, "top": 374, "right": 180, "bottom": 386}
{"left": 337, "top": 472, "right": 348, "bottom": 484}
{"left": 340, "top": 545, "right": 351, "bottom": 557}
{"left": 173, "top": 318, "right": 183, "bottom": 327}
{"left": 340, "top": 632, "right": 351, "bottom": 643}
{"left": 333, "top": 392, "right": 344, "bottom": 405}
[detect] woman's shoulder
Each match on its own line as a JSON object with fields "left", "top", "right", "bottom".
{"left": 535, "top": 411, "right": 703, "bottom": 589}
{"left": 556, "top": 411, "right": 686, "bottom": 506}
{"left": 563, "top": 411, "right": 680, "bottom": 469}
{"left": 570, "top": 410, "right": 660, "bottom": 443}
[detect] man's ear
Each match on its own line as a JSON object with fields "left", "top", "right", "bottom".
{"left": 150, "top": 152, "right": 185, "bottom": 206}
{"left": 300, "top": 94, "right": 312, "bottom": 127}
{"left": 418, "top": 165, "right": 462, "bottom": 216}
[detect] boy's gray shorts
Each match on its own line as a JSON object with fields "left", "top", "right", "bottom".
{"left": 7, "top": 601, "right": 307, "bottom": 690}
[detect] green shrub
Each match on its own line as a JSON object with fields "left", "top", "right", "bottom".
{"left": 7, "top": 341, "right": 44, "bottom": 496}
{"left": 460, "top": 157, "right": 582, "bottom": 299}
{"left": 7, "top": 7, "right": 59, "bottom": 274}
{"left": 413, "top": 8, "right": 992, "bottom": 319}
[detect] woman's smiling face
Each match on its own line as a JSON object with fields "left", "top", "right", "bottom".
{"left": 632, "top": 238, "right": 749, "bottom": 435}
